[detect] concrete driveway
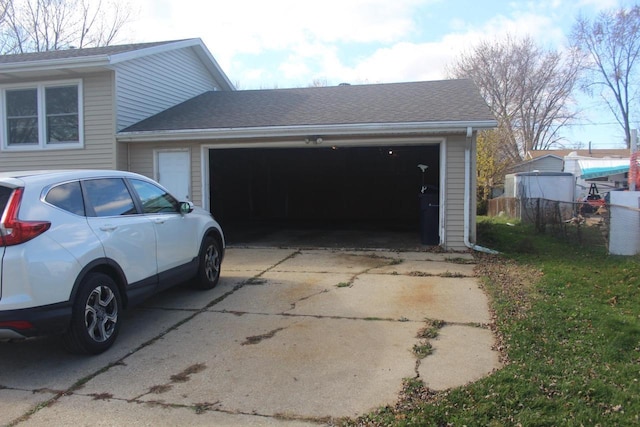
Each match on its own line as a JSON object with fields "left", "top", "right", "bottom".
{"left": 0, "top": 247, "right": 501, "bottom": 426}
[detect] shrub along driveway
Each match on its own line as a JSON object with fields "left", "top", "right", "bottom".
{"left": 0, "top": 247, "right": 501, "bottom": 426}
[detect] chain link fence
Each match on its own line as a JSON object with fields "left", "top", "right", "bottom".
{"left": 488, "top": 197, "right": 610, "bottom": 248}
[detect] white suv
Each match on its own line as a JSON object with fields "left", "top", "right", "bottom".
{"left": 0, "top": 170, "right": 224, "bottom": 354}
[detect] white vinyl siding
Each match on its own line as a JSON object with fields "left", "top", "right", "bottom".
{"left": 0, "top": 72, "right": 116, "bottom": 171}
{"left": 115, "top": 47, "right": 220, "bottom": 131}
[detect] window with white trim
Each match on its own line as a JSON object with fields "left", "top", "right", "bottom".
{"left": 2, "top": 81, "right": 82, "bottom": 150}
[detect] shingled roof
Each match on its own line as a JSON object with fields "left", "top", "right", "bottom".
{"left": 122, "top": 79, "right": 495, "bottom": 133}
{"left": 0, "top": 40, "right": 188, "bottom": 65}
{"left": 0, "top": 40, "right": 182, "bottom": 64}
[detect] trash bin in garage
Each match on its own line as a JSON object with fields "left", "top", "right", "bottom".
{"left": 419, "top": 190, "right": 439, "bottom": 245}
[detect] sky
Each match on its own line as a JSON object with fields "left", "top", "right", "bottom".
{"left": 128, "top": 0, "right": 638, "bottom": 149}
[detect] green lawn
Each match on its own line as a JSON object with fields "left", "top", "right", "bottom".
{"left": 341, "top": 217, "right": 640, "bottom": 426}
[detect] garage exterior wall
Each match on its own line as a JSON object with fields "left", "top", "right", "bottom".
{"left": 443, "top": 134, "right": 476, "bottom": 251}
{"left": 128, "top": 141, "right": 203, "bottom": 204}
{"left": 0, "top": 71, "right": 117, "bottom": 172}
{"left": 127, "top": 134, "right": 477, "bottom": 252}
{"left": 444, "top": 136, "right": 465, "bottom": 249}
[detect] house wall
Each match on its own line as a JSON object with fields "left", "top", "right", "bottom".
{"left": 0, "top": 71, "right": 117, "bottom": 172}
{"left": 115, "top": 47, "right": 222, "bottom": 131}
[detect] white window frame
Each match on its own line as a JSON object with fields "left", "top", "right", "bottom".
{"left": 0, "top": 79, "right": 84, "bottom": 151}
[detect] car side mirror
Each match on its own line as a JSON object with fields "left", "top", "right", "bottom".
{"left": 179, "top": 201, "right": 194, "bottom": 215}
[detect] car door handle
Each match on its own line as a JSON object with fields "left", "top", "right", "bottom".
{"left": 99, "top": 225, "right": 117, "bottom": 232}
{"left": 153, "top": 218, "right": 166, "bottom": 225}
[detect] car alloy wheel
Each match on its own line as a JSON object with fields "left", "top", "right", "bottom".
{"left": 194, "top": 236, "right": 221, "bottom": 289}
{"left": 84, "top": 285, "right": 118, "bottom": 343}
{"left": 63, "top": 273, "right": 122, "bottom": 354}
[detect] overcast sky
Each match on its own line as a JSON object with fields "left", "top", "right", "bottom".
{"left": 128, "top": 0, "right": 637, "bottom": 149}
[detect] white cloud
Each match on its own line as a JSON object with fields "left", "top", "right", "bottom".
{"left": 132, "top": 0, "right": 432, "bottom": 71}
{"left": 129, "top": 0, "right": 618, "bottom": 90}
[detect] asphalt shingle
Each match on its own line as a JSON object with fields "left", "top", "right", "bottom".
{"left": 0, "top": 40, "right": 185, "bottom": 64}
{"left": 123, "top": 79, "right": 494, "bottom": 132}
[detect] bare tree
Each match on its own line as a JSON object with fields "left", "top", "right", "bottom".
{"left": 0, "top": 0, "right": 131, "bottom": 53}
{"left": 571, "top": 5, "right": 640, "bottom": 149}
{"left": 449, "top": 35, "right": 580, "bottom": 162}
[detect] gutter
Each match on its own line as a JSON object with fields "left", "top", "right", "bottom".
{"left": 463, "top": 126, "right": 499, "bottom": 255}
{"left": 117, "top": 120, "right": 499, "bottom": 143}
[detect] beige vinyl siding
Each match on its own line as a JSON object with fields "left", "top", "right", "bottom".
{"left": 115, "top": 48, "right": 221, "bottom": 131}
{"left": 128, "top": 141, "right": 202, "bottom": 205}
{"left": 444, "top": 135, "right": 468, "bottom": 250}
{"left": 0, "top": 71, "right": 116, "bottom": 172}
{"left": 116, "top": 142, "right": 129, "bottom": 170}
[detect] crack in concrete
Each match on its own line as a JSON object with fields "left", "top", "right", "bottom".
{"left": 286, "top": 288, "right": 330, "bottom": 311}
{"left": 5, "top": 251, "right": 303, "bottom": 426}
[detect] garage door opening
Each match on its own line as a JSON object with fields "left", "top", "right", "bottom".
{"left": 209, "top": 145, "right": 440, "bottom": 246}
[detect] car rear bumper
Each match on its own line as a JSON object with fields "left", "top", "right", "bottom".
{"left": 0, "top": 302, "right": 71, "bottom": 339}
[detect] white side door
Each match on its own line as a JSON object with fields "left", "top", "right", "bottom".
{"left": 157, "top": 150, "right": 190, "bottom": 201}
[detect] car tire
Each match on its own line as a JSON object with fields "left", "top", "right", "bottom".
{"left": 62, "top": 273, "right": 122, "bottom": 355}
{"left": 194, "top": 235, "right": 222, "bottom": 290}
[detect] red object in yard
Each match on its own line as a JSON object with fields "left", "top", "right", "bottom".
{"left": 629, "top": 152, "right": 640, "bottom": 189}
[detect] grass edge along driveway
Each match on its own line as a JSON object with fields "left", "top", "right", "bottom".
{"left": 338, "top": 217, "right": 640, "bottom": 427}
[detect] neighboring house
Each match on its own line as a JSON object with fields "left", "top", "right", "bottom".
{"left": 0, "top": 38, "right": 496, "bottom": 251}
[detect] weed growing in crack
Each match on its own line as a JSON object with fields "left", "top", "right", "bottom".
{"left": 417, "top": 319, "right": 446, "bottom": 339}
{"left": 336, "top": 282, "right": 350, "bottom": 288}
{"left": 413, "top": 341, "right": 433, "bottom": 358}
{"left": 408, "top": 271, "right": 432, "bottom": 277}
{"left": 445, "top": 257, "right": 476, "bottom": 265}
{"left": 441, "top": 271, "right": 465, "bottom": 278}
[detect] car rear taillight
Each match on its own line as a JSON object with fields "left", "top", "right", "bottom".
{"left": 0, "top": 187, "right": 51, "bottom": 247}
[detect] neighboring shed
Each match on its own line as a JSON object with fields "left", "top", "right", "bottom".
{"left": 510, "top": 154, "right": 564, "bottom": 173}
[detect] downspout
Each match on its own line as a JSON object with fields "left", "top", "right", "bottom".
{"left": 464, "top": 126, "right": 499, "bottom": 254}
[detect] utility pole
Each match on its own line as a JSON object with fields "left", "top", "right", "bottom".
{"left": 631, "top": 129, "right": 638, "bottom": 191}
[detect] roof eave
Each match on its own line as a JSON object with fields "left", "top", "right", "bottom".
{"left": 116, "top": 120, "right": 498, "bottom": 143}
{"left": 0, "top": 56, "right": 112, "bottom": 74}
{"left": 0, "top": 39, "right": 235, "bottom": 90}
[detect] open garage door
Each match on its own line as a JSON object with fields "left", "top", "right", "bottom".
{"left": 209, "top": 144, "right": 440, "bottom": 245}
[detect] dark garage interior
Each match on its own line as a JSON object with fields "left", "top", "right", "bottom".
{"left": 209, "top": 144, "right": 440, "bottom": 247}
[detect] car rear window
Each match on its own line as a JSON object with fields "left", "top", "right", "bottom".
{"left": 0, "top": 186, "right": 13, "bottom": 216}
{"left": 45, "top": 181, "right": 85, "bottom": 216}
